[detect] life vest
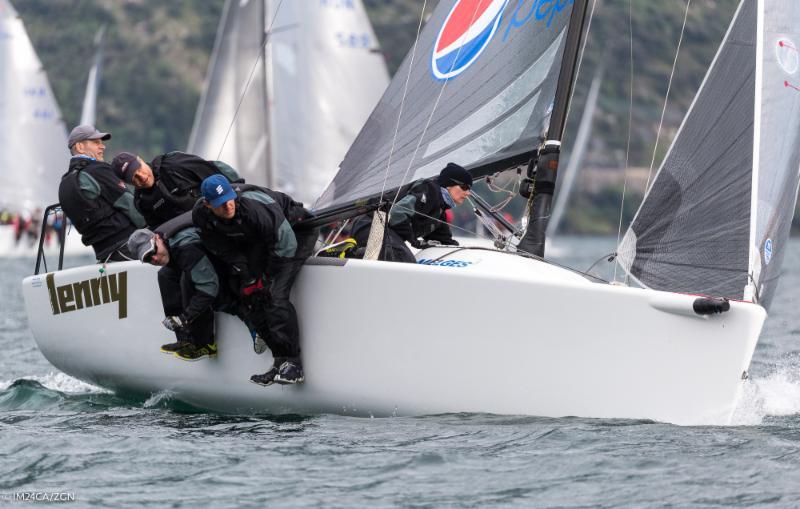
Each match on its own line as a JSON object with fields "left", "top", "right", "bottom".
{"left": 58, "top": 158, "right": 135, "bottom": 251}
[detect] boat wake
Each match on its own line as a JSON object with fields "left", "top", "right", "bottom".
{"left": 0, "top": 371, "right": 106, "bottom": 394}
{"left": 732, "top": 362, "right": 800, "bottom": 425}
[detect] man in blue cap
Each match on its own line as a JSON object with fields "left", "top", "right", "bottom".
{"left": 192, "top": 175, "right": 317, "bottom": 386}
{"left": 58, "top": 124, "right": 146, "bottom": 261}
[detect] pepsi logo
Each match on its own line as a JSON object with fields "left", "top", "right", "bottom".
{"left": 431, "top": 0, "right": 510, "bottom": 80}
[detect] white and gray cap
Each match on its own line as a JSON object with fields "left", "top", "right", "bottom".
{"left": 68, "top": 124, "right": 111, "bottom": 148}
{"left": 127, "top": 229, "right": 156, "bottom": 263}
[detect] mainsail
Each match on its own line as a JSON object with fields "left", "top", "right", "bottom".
{"left": 617, "top": 0, "right": 800, "bottom": 309}
{"left": 315, "top": 0, "right": 575, "bottom": 213}
{"left": 0, "top": 0, "right": 69, "bottom": 210}
{"left": 187, "top": 0, "right": 389, "bottom": 207}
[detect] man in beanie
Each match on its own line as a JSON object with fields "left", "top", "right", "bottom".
{"left": 111, "top": 151, "right": 242, "bottom": 228}
{"left": 126, "top": 212, "right": 254, "bottom": 360}
{"left": 351, "top": 162, "right": 472, "bottom": 262}
{"left": 58, "top": 125, "right": 146, "bottom": 261}
{"left": 193, "top": 175, "right": 317, "bottom": 386}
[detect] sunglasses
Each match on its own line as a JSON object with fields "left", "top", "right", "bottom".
{"left": 458, "top": 184, "right": 471, "bottom": 191}
{"left": 142, "top": 238, "right": 158, "bottom": 264}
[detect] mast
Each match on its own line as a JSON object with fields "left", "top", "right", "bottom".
{"left": 517, "top": 0, "right": 591, "bottom": 257}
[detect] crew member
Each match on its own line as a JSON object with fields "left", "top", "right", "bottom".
{"left": 59, "top": 125, "right": 146, "bottom": 261}
{"left": 193, "top": 175, "right": 317, "bottom": 386}
{"left": 352, "top": 162, "right": 472, "bottom": 262}
{"left": 111, "top": 151, "right": 242, "bottom": 228}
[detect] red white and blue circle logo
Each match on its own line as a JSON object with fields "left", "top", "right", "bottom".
{"left": 431, "top": 0, "right": 510, "bottom": 80}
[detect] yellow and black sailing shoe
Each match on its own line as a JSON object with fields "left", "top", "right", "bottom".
{"left": 160, "top": 341, "right": 189, "bottom": 354}
{"left": 174, "top": 343, "right": 218, "bottom": 361}
{"left": 320, "top": 238, "right": 357, "bottom": 258}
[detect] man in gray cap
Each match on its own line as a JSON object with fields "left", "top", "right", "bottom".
{"left": 58, "top": 124, "right": 145, "bottom": 261}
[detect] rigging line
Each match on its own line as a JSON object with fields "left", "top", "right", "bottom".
{"left": 613, "top": 0, "right": 635, "bottom": 283}
{"left": 387, "top": 0, "right": 487, "bottom": 213}
{"left": 390, "top": 201, "right": 509, "bottom": 246}
{"left": 377, "top": 0, "right": 428, "bottom": 204}
{"left": 215, "top": 0, "right": 285, "bottom": 161}
{"left": 644, "top": 0, "right": 692, "bottom": 194}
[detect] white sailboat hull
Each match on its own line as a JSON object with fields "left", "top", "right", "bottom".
{"left": 22, "top": 248, "right": 765, "bottom": 425}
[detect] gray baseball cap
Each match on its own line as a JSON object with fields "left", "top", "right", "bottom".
{"left": 68, "top": 124, "right": 111, "bottom": 148}
{"left": 127, "top": 229, "right": 156, "bottom": 263}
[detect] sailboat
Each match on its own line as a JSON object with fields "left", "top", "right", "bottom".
{"left": 21, "top": 0, "right": 800, "bottom": 425}
{"left": 187, "top": 0, "right": 389, "bottom": 207}
{"left": 0, "top": 0, "right": 70, "bottom": 256}
{"left": 0, "top": 3, "right": 101, "bottom": 258}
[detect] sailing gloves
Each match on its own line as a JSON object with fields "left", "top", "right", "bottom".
{"left": 162, "top": 315, "right": 188, "bottom": 332}
{"left": 241, "top": 277, "right": 266, "bottom": 297}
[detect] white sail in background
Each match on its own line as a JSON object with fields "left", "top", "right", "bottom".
{"left": 79, "top": 26, "right": 105, "bottom": 126}
{"left": 188, "top": 0, "right": 389, "bottom": 207}
{"left": 0, "top": 0, "right": 69, "bottom": 211}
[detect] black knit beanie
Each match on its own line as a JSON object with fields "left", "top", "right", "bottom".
{"left": 437, "top": 162, "right": 472, "bottom": 188}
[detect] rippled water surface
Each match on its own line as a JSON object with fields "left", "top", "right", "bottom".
{"left": 3, "top": 239, "right": 800, "bottom": 508}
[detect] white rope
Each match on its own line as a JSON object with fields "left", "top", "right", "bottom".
{"left": 644, "top": 0, "right": 692, "bottom": 194}
{"left": 614, "top": 0, "right": 635, "bottom": 283}
{"left": 216, "top": 0, "right": 285, "bottom": 160}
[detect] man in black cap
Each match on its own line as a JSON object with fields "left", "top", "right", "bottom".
{"left": 58, "top": 125, "right": 146, "bottom": 261}
{"left": 352, "top": 162, "right": 472, "bottom": 262}
{"left": 193, "top": 175, "right": 317, "bottom": 387}
{"left": 111, "top": 151, "right": 242, "bottom": 228}
{"left": 126, "top": 213, "right": 255, "bottom": 361}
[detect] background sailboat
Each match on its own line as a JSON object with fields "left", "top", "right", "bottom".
{"left": 79, "top": 26, "right": 105, "bottom": 127}
{"left": 0, "top": 0, "right": 71, "bottom": 257}
{"left": 187, "top": 0, "right": 390, "bottom": 207}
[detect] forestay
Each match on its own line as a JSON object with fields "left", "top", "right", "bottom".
{"left": 618, "top": 0, "right": 800, "bottom": 309}
{"left": 315, "top": 0, "right": 575, "bottom": 212}
{"left": 188, "top": 0, "right": 389, "bottom": 207}
{"left": 0, "top": 0, "right": 69, "bottom": 211}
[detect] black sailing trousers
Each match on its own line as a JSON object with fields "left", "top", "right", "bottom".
{"left": 241, "top": 228, "right": 318, "bottom": 363}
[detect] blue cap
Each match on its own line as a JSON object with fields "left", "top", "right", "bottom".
{"left": 201, "top": 175, "right": 236, "bottom": 208}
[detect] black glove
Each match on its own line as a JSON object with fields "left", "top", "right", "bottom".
{"left": 162, "top": 315, "right": 188, "bottom": 332}
{"left": 441, "top": 238, "right": 459, "bottom": 246}
{"left": 241, "top": 277, "right": 266, "bottom": 297}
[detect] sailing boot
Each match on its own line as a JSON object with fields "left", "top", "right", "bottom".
{"left": 249, "top": 359, "right": 284, "bottom": 387}
{"left": 160, "top": 341, "right": 189, "bottom": 354}
{"left": 274, "top": 360, "right": 304, "bottom": 385}
{"left": 174, "top": 343, "right": 218, "bottom": 361}
{"left": 249, "top": 329, "right": 267, "bottom": 355}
